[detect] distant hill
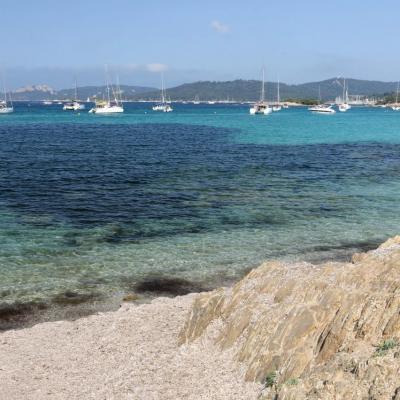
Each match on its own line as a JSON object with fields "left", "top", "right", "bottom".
{"left": 132, "top": 78, "right": 400, "bottom": 102}
{"left": 5, "top": 78, "right": 400, "bottom": 102}
{"left": 9, "top": 85, "right": 157, "bottom": 101}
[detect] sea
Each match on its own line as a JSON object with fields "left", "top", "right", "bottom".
{"left": 1, "top": 102, "right": 400, "bottom": 327}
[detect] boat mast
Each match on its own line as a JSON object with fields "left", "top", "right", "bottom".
{"left": 105, "top": 65, "right": 111, "bottom": 104}
{"left": 342, "top": 78, "right": 346, "bottom": 104}
{"left": 396, "top": 81, "right": 399, "bottom": 105}
{"left": 161, "top": 72, "right": 165, "bottom": 104}
{"left": 1, "top": 72, "right": 6, "bottom": 104}
{"left": 318, "top": 85, "right": 321, "bottom": 105}
{"left": 115, "top": 74, "right": 121, "bottom": 105}
{"left": 261, "top": 68, "right": 265, "bottom": 102}
{"left": 277, "top": 78, "right": 280, "bottom": 104}
{"left": 74, "top": 77, "right": 78, "bottom": 102}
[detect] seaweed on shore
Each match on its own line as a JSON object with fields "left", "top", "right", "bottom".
{"left": 134, "top": 276, "right": 208, "bottom": 296}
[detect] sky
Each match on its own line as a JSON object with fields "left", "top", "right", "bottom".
{"left": 3, "top": 0, "right": 400, "bottom": 89}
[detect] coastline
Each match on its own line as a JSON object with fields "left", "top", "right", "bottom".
{"left": 0, "top": 237, "right": 383, "bottom": 332}
{"left": 2, "top": 236, "right": 400, "bottom": 399}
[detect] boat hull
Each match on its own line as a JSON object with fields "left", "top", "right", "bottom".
{"left": 250, "top": 104, "right": 272, "bottom": 115}
{"left": 0, "top": 107, "right": 13, "bottom": 114}
{"left": 89, "top": 106, "right": 124, "bottom": 114}
{"left": 309, "top": 106, "right": 336, "bottom": 114}
{"left": 338, "top": 103, "right": 351, "bottom": 112}
{"left": 152, "top": 104, "right": 173, "bottom": 112}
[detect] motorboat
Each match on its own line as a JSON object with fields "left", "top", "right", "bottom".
{"left": 309, "top": 85, "right": 336, "bottom": 113}
{"left": 309, "top": 104, "right": 336, "bottom": 114}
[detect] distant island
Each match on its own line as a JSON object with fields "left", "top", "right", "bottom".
{"left": 4, "top": 78, "right": 400, "bottom": 103}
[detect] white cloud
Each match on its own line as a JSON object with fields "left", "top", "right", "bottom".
{"left": 211, "top": 20, "right": 230, "bottom": 34}
{"left": 146, "top": 63, "right": 168, "bottom": 73}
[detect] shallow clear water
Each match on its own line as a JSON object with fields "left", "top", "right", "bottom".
{"left": 1, "top": 102, "right": 400, "bottom": 308}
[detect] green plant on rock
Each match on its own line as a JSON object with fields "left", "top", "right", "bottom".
{"left": 374, "top": 338, "right": 398, "bottom": 357}
{"left": 286, "top": 378, "right": 299, "bottom": 386}
{"left": 264, "top": 371, "right": 277, "bottom": 388}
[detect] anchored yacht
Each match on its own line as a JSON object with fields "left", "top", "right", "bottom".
{"left": 192, "top": 95, "right": 200, "bottom": 104}
{"left": 392, "top": 82, "right": 400, "bottom": 111}
{"left": 272, "top": 79, "right": 282, "bottom": 111}
{"left": 63, "top": 80, "right": 85, "bottom": 111}
{"left": 0, "top": 80, "right": 13, "bottom": 114}
{"left": 89, "top": 100, "right": 123, "bottom": 114}
{"left": 0, "top": 100, "right": 13, "bottom": 114}
{"left": 338, "top": 78, "right": 351, "bottom": 112}
{"left": 152, "top": 73, "right": 173, "bottom": 112}
{"left": 89, "top": 68, "right": 123, "bottom": 114}
{"left": 250, "top": 68, "right": 272, "bottom": 115}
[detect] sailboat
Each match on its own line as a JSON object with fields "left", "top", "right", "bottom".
{"left": 338, "top": 78, "right": 351, "bottom": 112}
{"left": 193, "top": 95, "right": 200, "bottom": 105}
{"left": 309, "top": 85, "right": 336, "bottom": 114}
{"left": 392, "top": 82, "right": 400, "bottom": 111}
{"left": 89, "top": 67, "right": 124, "bottom": 114}
{"left": 63, "top": 79, "right": 85, "bottom": 111}
{"left": 272, "top": 79, "right": 282, "bottom": 112}
{"left": 250, "top": 68, "right": 272, "bottom": 115}
{"left": 0, "top": 77, "right": 13, "bottom": 114}
{"left": 152, "top": 73, "right": 173, "bottom": 112}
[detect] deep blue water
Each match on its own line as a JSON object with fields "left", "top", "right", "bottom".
{"left": 1, "top": 102, "right": 400, "bottom": 318}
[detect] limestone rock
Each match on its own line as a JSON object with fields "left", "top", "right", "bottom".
{"left": 179, "top": 237, "right": 400, "bottom": 399}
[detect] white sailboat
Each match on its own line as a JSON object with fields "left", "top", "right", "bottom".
{"left": 338, "top": 78, "right": 351, "bottom": 112}
{"left": 392, "top": 82, "right": 400, "bottom": 111}
{"left": 89, "top": 67, "right": 123, "bottom": 114}
{"left": 250, "top": 68, "right": 272, "bottom": 115}
{"left": 152, "top": 73, "right": 173, "bottom": 112}
{"left": 193, "top": 95, "right": 200, "bottom": 105}
{"left": 0, "top": 78, "right": 13, "bottom": 114}
{"left": 309, "top": 85, "right": 336, "bottom": 114}
{"left": 63, "top": 79, "right": 85, "bottom": 111}
{"left": 272, "top": 79, "right": 282, "bottom": 112}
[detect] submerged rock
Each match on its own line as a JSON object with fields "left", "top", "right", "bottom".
{"left": 179, "top": 235, "right": 400, "bottom": 399}
{"left": 122, "top": 293, "right": 140, "bottom": 302}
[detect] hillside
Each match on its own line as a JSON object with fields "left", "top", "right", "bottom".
{"left": 5, "top": 78, "right": 400, "bottom": 102}
{"left": 133, "top": 78, "right": 400, "bottom": 102}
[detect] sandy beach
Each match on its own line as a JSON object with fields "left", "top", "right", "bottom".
{"left": 0, "top": 293, "right": 260, "bottom": 400}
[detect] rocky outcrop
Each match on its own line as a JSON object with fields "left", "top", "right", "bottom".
{"left": 179, "top": 237, "right": 400, "bottom": 399}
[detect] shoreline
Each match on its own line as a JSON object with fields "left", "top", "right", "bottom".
{"left": 1, "top": 236, "right": 400, "bottom": 399}
{"left": 0, "top": 237, "right": 384, "bottom": 332}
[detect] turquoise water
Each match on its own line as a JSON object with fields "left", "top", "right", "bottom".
{"left": 1, "top": 102, "right": 400, "bottom": 318}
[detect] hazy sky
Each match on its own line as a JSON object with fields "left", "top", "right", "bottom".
{"left": 3, "top": 0, "right": 400, "bottom": 89}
